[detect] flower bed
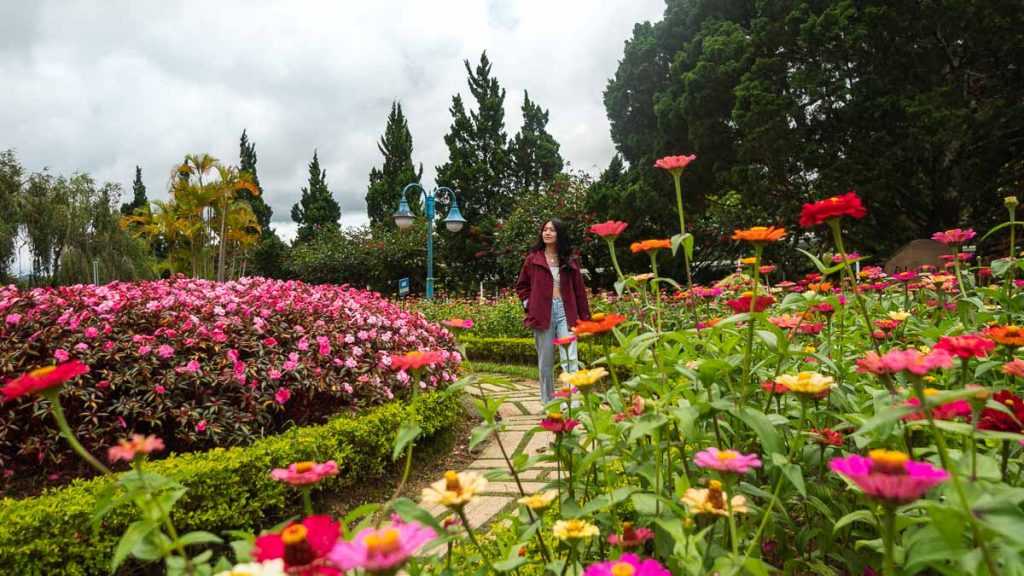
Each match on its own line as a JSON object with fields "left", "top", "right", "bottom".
{"left": 0, "top": 277, "right": 460, "bottom": 475}
{"left": 0, "top": 388, "right": 463, "bottom": 576}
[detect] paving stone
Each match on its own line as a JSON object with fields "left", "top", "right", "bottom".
{"left": 516, "top": 468, "right": 551, "bottom": 481}
{"left": 522, "top": 431, "right": 554, "bottom": 456}
{"left": 475, "top": 431, "right": 524, "bottom": 459}
{"left": 462, "top": 496, "right": 512, "bottom": 527}
{"left": 481, "top": 481, "right": 547, "bottom": 495}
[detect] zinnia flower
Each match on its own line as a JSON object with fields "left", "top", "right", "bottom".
{"left": 933, "top": 334, "right": 994, "bottom": 359}
{"left": 630, "top": 239, "right": 672, "bottom": 254}
{"left": 606, "top": 523, "right": 655, "bottom": 549}
{"left": 978, "top": 390, "right": 1024, "bottom": 433}
{"left": 855, "top": 348, "right": 954, "bottom": 376}
{"left": 518, "top": 490, "right": 558, "bottom": 511}
{"left": 774, "top": 372, "right": 835, "bottom": 397}
{"left": 798, "top": 192, "right": 868, "bottom": 227}
{"left": 559, "top": 367, "right": 608, "bottom": 390}
{"left": 553, "top": 519, "right": 600, "bottom": 541}
{"left": 986, "top": 325, "right": 1024, "bottom": 347}
{"left": 724, "top": 293, "right": 775, "bottom": 314}
{"left": 573, "top": 313, "right": 627, "bottom": 336}
{"left": 421, "top": 470, "right": 487, "bottom": 510}
{"left": 270, "top": 460, "right": 339, "bottom": 486}
{"left": 552, "top": 334, "right": 578, "bottom": 346}
{"left": 1002, "top": 358, "right": 1024, "bottom": 378}
{"left": 539, "top": 412, "right": 580, "bottom": 434}
{"left": 253, "top": 515, "right": 340, "bottom": 575}
{"left": 107, "top": 434, "right": 165, "bottom": 463}
{"left": 732, "top": 226, "right": 787, "bottom": 244}
{"left": 441, "top": 318, "right": 474, "bottom": 330}
{"left": 2, "top": 360, "right": 89, "bottom": 402}
{"left": 329, "top": 520, "right": 437, "bottom": 574}
{"left": 931, "top": 228, "right": 977, "bottom": 246}
{"left": 829, "top": 450, "right": 950, "bottom": 504}
{"left": 901, "top": 389, "right": 972, "bottom": 421}
{"left": 390, "top": 350, "right": 446, "bottom": 371}
{"left": 213, "top": 559, "right": 286, "bottom": 576}
{"left": 653, "top": 154, "right": 696, "bottom": 173}
{"left": 693, "top": 447, "right": 762, "bottom": 474}
{"left": 809, "top": 428, "right": 844, "bottom": 447}
{"left": 589, "top": 220, "right": 629, "bottom": 241}
{"left": 583, "top": 553, "right": 670, "bottom": 576}
{"left": 682, "top": 480, "right": 747, "bottom": 516}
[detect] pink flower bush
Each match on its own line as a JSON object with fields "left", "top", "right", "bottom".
{"left": 270, "top": 460, "right": 339, "bottom": 486}
{"left": 693, "top": 447, "right": 762, "bottom": 474}
{"left": 329, "top": 520, "right": 437, "bottom": 573}
{"left": 584, "top": 554, "right": 671, "bottom": 576}
{"left": 829, "top": 450, "right": 949, "bottom": 504}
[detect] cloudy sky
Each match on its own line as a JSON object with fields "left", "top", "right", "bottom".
{"left": 0, "top": 0, "right": 664, "bottom": 243}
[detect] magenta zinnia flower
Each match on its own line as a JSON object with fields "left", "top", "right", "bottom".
{"left": 855, "top": 348, "right": 953, "bottom": 376}
{"left": 584, "top": 553, "right": 671, "bottom": 576}
{"left": 270, "top": 460, "right": 339, "bottom": 486}
{"left": 607, "top": 522, "right": 654, "bottom": 549}
{"left": 693, "top": 447, "right": 762, "bottom": 474}
{"left": 589, "top": 220, "right": 629, "bottom": 241}
{"left": 539, "top": 413, "right": 580, "bottom": 434}
{"left": 933, "top": 334, "right": 995, "bottom": 359}
{"left": 829, "top": 450, "right": 949, "bottom": 504}
{"left": 253, "top": 515, "right": 341, "bottom": 575}
{"left": 931, "top": 228, "right": 976, "bottom": 246}
{"left": 329, "top": 520, "right": 437, "bottom": 574}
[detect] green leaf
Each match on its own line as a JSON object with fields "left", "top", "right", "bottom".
{"left": 469, "top": 423, "right": 496, "bottom": 451}
{"left": 991, "top": 257, "right": 1016, "bottom": 278}
{"left": 111, "top": 520, "right": 158, "bottom": 574}
{"left": 493, "top": 556, "right": 527, "bottom": 572}
{"left": 390, "top": 498, "right": 444, "bottom": 532}
{"left": 730, "top": 406, "right": 783, "bottom": 456}
{"left": 979, "top": 220, "right": 1024, "bottom": 244}
{"left": 174, "top": 530, "right": 223, "bottom": 547}
{"left": 392, "top": 423, "right": 422, "bottom": 461}
{"left": 614, "top": 279, "right": 625, "bottom": 295}
{"left": 834, "top": 509, "right": 876, "bottom": 532}
{"left": 771, "top": 452, "right": 806, "bottom": 497}
{"left": 628, "top": 413, "right": 668, "bottom": 442}
{"left": 796, "top": 248, "right": 830, "bottom": 275}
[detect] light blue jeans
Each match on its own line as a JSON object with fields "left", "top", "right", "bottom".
{"left": 533, "top": 297, "right": 578, "bottom": 404}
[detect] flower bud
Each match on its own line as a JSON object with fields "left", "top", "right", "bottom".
{"left": 1005, "top": 196, "right": 1019, "bottom": 210}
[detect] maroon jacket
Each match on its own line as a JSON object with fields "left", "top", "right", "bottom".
{"left": 515, "top": 251, "right": 592, "bottom": 330}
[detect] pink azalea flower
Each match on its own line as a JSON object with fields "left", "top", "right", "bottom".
{"left": 270, "top": 460, "right": 338, "bottom": 486}
{"left": 262, "top": 337, "right": 278, "bottom": 347}
{"left": 584, "top": 553, "right": 671, "bottom": 576}
{"left": 269, "top": 369, "right": 283, "bottom": 380}
{"left": 107, "top": 434, "right": 164, "bottom": 463}
{"left": 54, "top": 349, "right": 70, "bottom": 362}
{"left": 693, "top": 447, "right": 762, "bottom": 474}
{"left": 5, "top": 313, "right": 21, "bottom": 325}
{"left": 157, "top": 344, "right": 175, "bottom": 358}
{"left": 195, "top": 420, "right": 207, "bottom": 432}
{"left": 829, "top": 450, "right": 949, "bottom": 504}
{"left": 155, "top": 385, "right": 165, "bottom": 394}
{"left": 275, "top": 387, "right": 291, "bottom": 404}
{"left": 329, "top": 520, "right": 437, "bottom": 573}
{"left": 138, "top": 345, "right": 152, "bottom": 355}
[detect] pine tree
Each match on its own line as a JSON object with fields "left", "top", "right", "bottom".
{"left": 509, "top": 91, "right": 564, "bottom": 194}
{"left": 436, "top": 51, "right": 511, "bottom": 221}
{"left": 238, "top": 130, "right": 273, "bottom": 232}
{"left": 291, "top": 150, "right": 341, "bottom": 243}
{"left": 120, "top": 166, "right": 148, "bottom": 215}
{"left": 365, "top": 102, "right": 423, "bottom": 227}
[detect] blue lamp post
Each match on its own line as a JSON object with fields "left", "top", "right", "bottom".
{"left": 392, "top": 183, "right": 466, "bottom": 300}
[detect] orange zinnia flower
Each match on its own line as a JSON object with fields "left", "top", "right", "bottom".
{"left": 986, "top": 325, "right": 1024, "bottom": 347}
{"left": 630, "top": 239, "right": 672, "bottom": 254}
{"left": 573, "top": 313, "right": 627, "bottom": 336}
{"left": 732, "top": 226, "right": 786, "bottom": 244}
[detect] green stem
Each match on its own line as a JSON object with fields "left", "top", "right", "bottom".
{"left": 456, "top": 507, "right": 495, "bottom": 566}
{"left": 606, "top": 239, "right": 625, "bottom": 286}
{"left": 738, "top": 245, "right": 764, "bottom": 405}
{"left": 672, "top": 171, "right": 694, "bottom": 292}
{"left": 133, "top": 460, "right": 193, "bottom": 572}
{"left": 301, "top": 487, "right": 314, "bottom": 517}
{"left": 882, "top": 506, "right": 896, "bottom": 576}
{"left": 44, "top": 390, "right": 113, "bottom": 476}
{"left": 650, "top": 253, "right": 662, "bottom": 333}
{"left": 829, "top": 220, "right": 887, "bottom": 371}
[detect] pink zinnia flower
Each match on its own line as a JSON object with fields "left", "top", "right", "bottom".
{"left": 607, "top": 523, "right": 654, "bottom": 549}
{"left": 1002, "top": 358, "right": 1024, "bottom": 378}
{"left": 552, "top": 334, "right": 578, "bottom": 346}
{"left": 254, "top": 515, "right": 340, "bottom": 575}
{"left": 107, "top": 434, "right": 165, "bottom": 463}
{"left": 2, "top": 360, "right": 90, "bottom": 402}
{"left": 584, "top": 553, "right": 671, "bottom": 576}
{"left": 829, "top": 450, "right": 949, "bottom": 504}
{"left": 589, "top": 220, "right": 629, "bottom": 241}
{"left": 693, "top": 447, "right": 762, "bottom": 474}
{"left": 270, "top": 460, "right": 339, "bottom": 486}
{"left": 275, "top": 387, "right": 292, "bottom": 405}
{"left": 931, "top": 228, "right": 977, "bottom": 246}
{"left": 329, "top": 520, "right": 437, "bottom": 574}
{"left": 539, "top": 413, "right": 580, "bottom": 434}
{"left": 441, "top": 318, "right": 474, "bottom": 329}
{"left": 933, "top": 334, "right": 995, "bottom": 359}
{"left": 856, "top": 348, "right": 953, "bottom": 376}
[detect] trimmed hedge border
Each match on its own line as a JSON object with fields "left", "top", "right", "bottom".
{"left": 0, "top": 390, "right": 463, "bottom": 575}
{"left": 462, "top": 336, "right": 604, "bottom": 365}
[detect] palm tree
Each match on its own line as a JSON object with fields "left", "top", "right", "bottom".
{"left": 212, "top": 165, "right": 259, "bottom": 281}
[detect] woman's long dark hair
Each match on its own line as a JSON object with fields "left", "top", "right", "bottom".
{"left": 529, "top": 218, "right": 573, "bottom": 265}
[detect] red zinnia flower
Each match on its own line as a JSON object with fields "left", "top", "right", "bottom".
{"left": 808, "top": 428, "right": 844, "bottom": 447}
{"left": 933, "top": 334, "right": 995, "bottom": 359}
{"left": 653, "top": 154, "right": 696, "bottom": 172}
{"left": 589, "top": 221, "right": 629, "bottom": 241}
{"left": 2, "top": 360, "right": 90, "bottom": 402}
{"left": 798, "top": 192, "right": 868, "bottom": 227}
{"left": 978, "top": 390, "right": 1024, "bottom": 434}
{"left": 253, "top": 515, "right": 341, "bottom": 575}
{"left": 725, "top": 294, "right": 775, "bottom": 314}
{"left": 390, "top": 350, "right": 446, "bottom": 371}
{"left": 539, "top": 413, "right": 580, "bottom": 434}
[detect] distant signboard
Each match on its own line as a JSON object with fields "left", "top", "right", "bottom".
{"left": 398, "top": 277, "right": 410, "bottom": 297}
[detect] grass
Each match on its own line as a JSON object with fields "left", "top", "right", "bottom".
{"left": 469, "top": 361, "right": 537, "bottom": 380}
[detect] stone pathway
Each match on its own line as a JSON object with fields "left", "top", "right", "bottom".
{"left": 420, "top": 376, "right": 554, "bottom": 528}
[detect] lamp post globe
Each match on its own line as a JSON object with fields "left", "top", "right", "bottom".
{"left": 393, "top": 183, "right": 467, "bottom": 300}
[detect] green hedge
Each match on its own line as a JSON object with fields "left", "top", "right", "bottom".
{"left": 461, "top": 336, "right": 604, "bottom": 365}
{"left": 0, "top": 390, "right": 463, "bottom": 576}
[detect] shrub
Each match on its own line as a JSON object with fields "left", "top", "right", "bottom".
{"left": 0, "top": 389, "right": 463, "bottom": 576}
{"left": 399, "top": 293, "right": 531, "bottom": 338}
{"left": 0, "top": 277, "right": 460, "bottom": 474}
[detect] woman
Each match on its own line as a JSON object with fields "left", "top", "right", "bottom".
{"left": 515, "top": 218, "right": 591, "bottom": 404}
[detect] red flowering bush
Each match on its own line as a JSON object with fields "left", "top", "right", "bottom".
{"left": 0, "top": 276, "right": 459, "bottom": 476}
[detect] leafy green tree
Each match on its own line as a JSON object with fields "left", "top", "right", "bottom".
{"left": 238, "top": 129, "right": 273, "bottom": 232}
{"left": 291, "top": 150, "right": 341, "bottom": 243}
{"left": 120, "top": 166, "right": 148, "bottom": 215}
{"left": 0, "top": 150, "right": 22, "bottom": 282}
{"left": 366, "top": 102, "right": 423, "bottom": 227}
{"left": 509, "top": 91, "right": 564, "bottom": 194}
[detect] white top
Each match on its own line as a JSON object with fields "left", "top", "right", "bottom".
{"left": 549, "top": 266, "right": 560, "bottom": 287}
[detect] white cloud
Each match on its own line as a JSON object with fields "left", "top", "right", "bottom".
{"left": 0, "top": 0, "right": 664, "bottom": 230}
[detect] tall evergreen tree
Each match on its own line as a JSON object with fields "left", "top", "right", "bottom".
{"left": 365, "top": 102, "right": 423, "bottom": 227}
{"left": 120, "top": 166, "right": 148, "bottom": 215}
{"left": 291, "top": 150, "right": 341, "bottom": 243}
{"left": 0, "top": 150, "right": 22, "bottom": 282}
{"left": 509, "top": 91, "right": 564, "bottom": 194}
{"left": 238, "top": 129, "right": 273, "bottom": 232}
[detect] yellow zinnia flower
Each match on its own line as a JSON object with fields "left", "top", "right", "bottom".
{"left": 888, "top": 310, "right": 911, "bottom": 321}
{"left": 517, "top": 490, "right": 558, "bottom": 511}
{"left": 559, "top": 368, "right": 609, "bottom": 390}
{"left": 421, "top": 470, "right": 488, "bottom": 510}
{"left": 553, "top": 519, "right": 600, "bottom": 541}
{"left": 682, "top": 480, "right": 748, "bottom": 516}
{"left": 774, "top": 371, "right": 835, "bottom": 396}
